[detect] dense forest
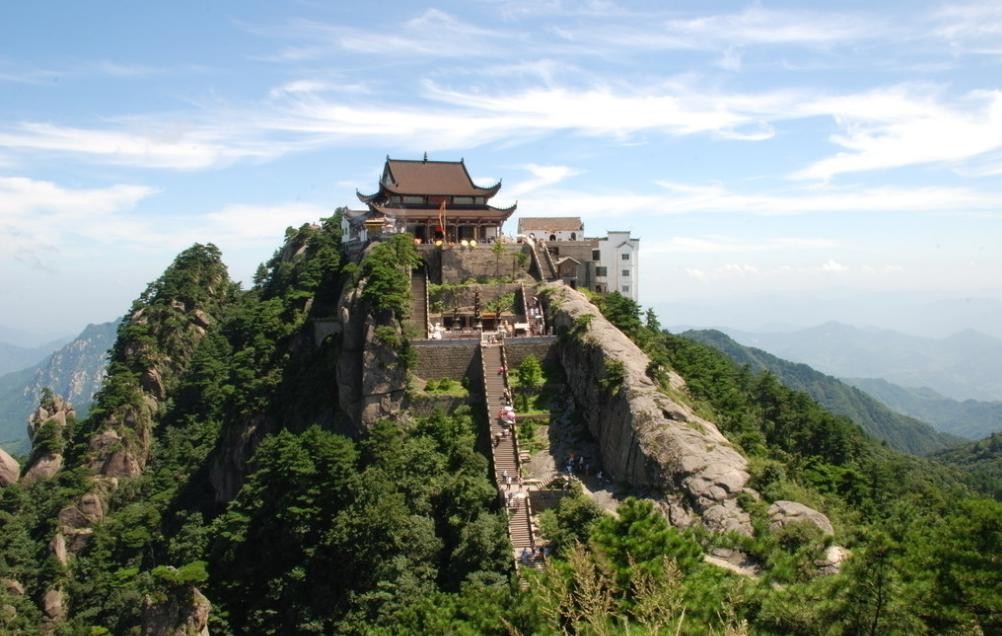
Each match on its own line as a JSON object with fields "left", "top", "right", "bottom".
{"left": 1, "top": 219, "right": 999, "bottom": 634}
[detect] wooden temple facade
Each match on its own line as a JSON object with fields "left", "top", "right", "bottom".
{"left": 347, "top": 156, "right": 517, "bottom": 244}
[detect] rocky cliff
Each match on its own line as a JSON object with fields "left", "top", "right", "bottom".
{"left": 543, "top": 283, "right": 755, "bottom": 534}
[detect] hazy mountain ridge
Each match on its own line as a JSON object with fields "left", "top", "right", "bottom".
{"left": 0, "top": 319, "right": 118, "bottom": 451}
{"left": 0, "top": 337, "right": 71, "bottom": 376}
{"left": 681, "top": 329, "right": 963, "bottom": 455}
{"left": 720, "top": 321, "right": 1002, "bottom": 402}
{"left": 844, "top": 377, "right": 1002, "bottom": 440}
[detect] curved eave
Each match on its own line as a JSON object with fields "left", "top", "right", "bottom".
{"left": 356, "top": 189, "right": 381, "bottom": 204}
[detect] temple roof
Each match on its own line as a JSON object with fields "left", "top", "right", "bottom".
{"left": 380, "top": 158, "right": 502, "bottom": 197}
{"left": 517, "top": 217, "right": 584, "bottom": 233}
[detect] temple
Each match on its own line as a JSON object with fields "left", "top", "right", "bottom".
{"left": 346, "top": 155, "right": 517, "bottom": 244}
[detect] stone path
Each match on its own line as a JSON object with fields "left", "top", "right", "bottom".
{"left": 409, "top": 267, "right": 428, "bottom": 338}
{"left": 480, "top": 341, "right": 539, "bottom": 565}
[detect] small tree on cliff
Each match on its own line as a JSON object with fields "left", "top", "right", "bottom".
{"left": 515, "top": 355, "right": 544, "bottom": 410}
{"left": 492, "top": 240, "right": 505, "bottom": 280}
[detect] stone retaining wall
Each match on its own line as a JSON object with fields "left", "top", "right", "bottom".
{"left": 419, "top": 244, "right": 534, "bottom": 284}
{"left": 412, "top": 339, "right": 481, "bottom": 383}
{"left": 504, "top": 336, "right": 558, "bottom": 369}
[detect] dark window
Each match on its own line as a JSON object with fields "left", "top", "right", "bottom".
{"left": 596, "top": 266, "right": 607, "bottom": 277}
{"left": 621, "top": 253, "right": 630, "bottom": 260}
{"left": 592, "top": 249, "right": 600, "bottom": 261}
{"left": 622, "top": 269, "right": 630, "bottom": 277}
{"left": 621, "top": 285, "right": 630, "bottom": 293}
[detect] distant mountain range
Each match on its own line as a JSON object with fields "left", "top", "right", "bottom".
{"left": 844, "top": 377, "right": 1002, "bottom": 440}
{"left": 0, "top": 319, "right": 119, "bottom": 453}
{"left": 0, "top": 336, "right": 72, "bottom": 376}
{"left": 715, "top": 322, "right": 1002, "bottom": 402}
{"left": 681, "top": 329, "right": 963, "bottom": 456}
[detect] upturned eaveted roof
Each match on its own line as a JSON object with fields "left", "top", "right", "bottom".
{"left": 378, "top": 157, "right": 502, "bottom": 197}
{"left": 517, "top": 217, "right": 584, "bottom": 233}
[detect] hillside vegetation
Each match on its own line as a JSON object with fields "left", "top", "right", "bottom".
{"left": 683, "top": 329, "right": 962, "bottom": 455}
{"left": 0, "top": 226, "right": 999, "bottom": 634}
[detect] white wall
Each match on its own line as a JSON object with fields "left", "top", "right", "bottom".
{"left": 595, "top": 231, "right": 639, "bottom": 301}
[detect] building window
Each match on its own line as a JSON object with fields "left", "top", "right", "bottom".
{"left": 622, "top": 269, "right": 630, "bottom": 277}
{"left": 595, "top": 267, "right": 607, "bottom": 277}
{"left": 621, "top": 285, "right": 630, "bottom": 293}
{"left": 621, "top": 253, "right": 630, "bottom": 260}
{"left": 592, "top": 249, "right": 600, "bottom": 261}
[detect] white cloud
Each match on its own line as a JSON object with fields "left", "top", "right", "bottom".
{"left": 663, "top": 6, "right": 884, "bottom": 48}
{"left": 268, "top": 10, "right": 515, "bottom": 61}
{"left": 507, "top": 164, "right": 579, "bottom": 197}
{"left": 792, "top": 87, "right": 1002, "bottom": 180}
{"left": 0, "top": 122, "right": 283, "bottom": 170}
{"left": 202, "top": 202, "right": 330, "bottom": 245}
{"left": 931, "top": 2, "right": 1002, "bottom": 53}
{"left": 0, "top": 176, "right": 156, "bottom": 268}
{"left": 820, "top": 259, "right": 848, "bottom": 273}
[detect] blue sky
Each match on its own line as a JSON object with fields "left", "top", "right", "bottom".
{"left": 2, "top": 1, "right": 1001, "bottom": 341}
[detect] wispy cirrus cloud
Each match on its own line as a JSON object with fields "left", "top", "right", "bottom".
{"left": 791, "top": 86, "right": 1002, "bottom": 180}
{"left": 0, "top": 121, "right": 288, "bottom": 170}
{"left": 260, "top": 9, "right": 518, "bottom": 62}
{"left": 507, "top": 164, "right": 580, "bottom": 197}
{"left": 931, "top": 1, "right": 1002, "bottom": 54}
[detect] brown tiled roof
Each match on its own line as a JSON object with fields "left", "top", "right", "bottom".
{"left": 517, "top": 217, "right": 583, "bottom": 233}
{"left": 382, "top": 158, "right": 501, "bottom": 197}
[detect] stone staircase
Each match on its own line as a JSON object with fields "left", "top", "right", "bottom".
{"left": 528, "top": 240, "right": 557, "bottom": 282}
{"left": 409, "top": 267, "right": 429, "bottom": 338}
{"left": 481, "top": 342, "right": 537, "bottom": 561}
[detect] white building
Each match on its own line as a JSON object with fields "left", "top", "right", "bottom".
{"left": 517, "top": 217, "right": 584, "bottom": 242}
{"left": 594, "top": 231, "right": 640, "bottom": 301}
{"left": 514, "top": 216, "right": 640, "bottom": 302}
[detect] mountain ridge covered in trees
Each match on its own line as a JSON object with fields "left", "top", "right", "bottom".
{"left": 681, "top": 328, "right": 962, "bottom": 455}
{"left": 0, "top": 216, "right": 999, "bottom": 634}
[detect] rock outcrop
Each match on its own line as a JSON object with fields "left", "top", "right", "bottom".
{"left": 21, "top": 393, "right": 75, "bottom": 486}
{"left": 21, "top": 455, "right": 62, "bottom": 486}
{"left": 816, "top": 545, "right": 850, "bottom": 575}
{"left": 142, "top": 586, "right": 211, "bottom": 636}
{"left": 334, "top": 252, "right": 409, "bottom": 431}
{"left": 0, "top": 448, "right": 19, "bottom": 486}
{"left": 42, "top": 587, "right": 66, "bottom": 624}
{"left": 1, "top": 578, "right": 25, "bottom": 596}
{"left": 543, "top": 283, "right": 753, "bottom": 534}
{"left": 767, "top": 500, "right": 835, "bottom": 536}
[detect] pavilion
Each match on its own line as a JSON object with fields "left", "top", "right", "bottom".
{"left": 349, "top": 155, "right": 517, "bottom": 244}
